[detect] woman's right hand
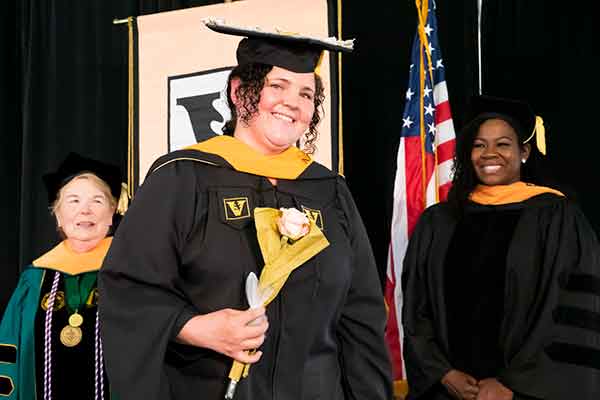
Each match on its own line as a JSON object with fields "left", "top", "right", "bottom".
{"left": 176, "top": 307, "right": 269, "bottom": 364}
{"left": 441, "top": 369, "right": 479, "bottom": 400}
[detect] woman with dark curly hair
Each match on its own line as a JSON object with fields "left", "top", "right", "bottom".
{"left": 222, "top": 62, "right": 325, "bottom": 155}
{"left": 99, "top": 20, "right": 392, "bottom": 400}
{"left": 402, "top": 96, "right": 600, "bottom": 400}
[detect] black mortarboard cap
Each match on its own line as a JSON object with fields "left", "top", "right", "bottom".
{"left": 204, "top": 18, "right": 354, "bottom": 73}
{"left": 43, "top": 152, "right": 123, "bottom": 205}
{"left": 465, "top": 95, "right": 546, "bottom": 154}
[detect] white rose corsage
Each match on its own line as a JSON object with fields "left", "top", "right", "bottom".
{"left": 276, "top": 207, "right": 310, "bottom": 241}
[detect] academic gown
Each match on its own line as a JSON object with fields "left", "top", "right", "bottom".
{"left": 99, "top": 137, "right": 393, "bottom": 400}
{"left": 0, "top": 239, "right": 112, "bottom": 400}
{"left": 401, "top": 192, "right": 600, "bottom": 400}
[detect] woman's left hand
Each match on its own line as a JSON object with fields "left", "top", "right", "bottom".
{"left": 476, "top": 378, "right": 513, "bottom": 400}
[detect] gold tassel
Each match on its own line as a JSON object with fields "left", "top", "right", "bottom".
{"left": 314, "top": 51, "right": 325, "bottom": 76}
{"left": 523, "top": 115, "right": 547, "bottom": 155}
{"left": 116, "top": 182, "right": 130, "bottom": 215}
{"left": 534, "top": 116, "right": 546, "bottom": 155}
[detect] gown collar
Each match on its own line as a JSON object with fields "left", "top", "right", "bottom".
{"left": 187, "top": 135, "right": 313, "bottom": 180}
{"left": 470, "top": 181, "right": 564, "bottom": 205}
{"left": 33, "top": 237, "right": 112, "bottom": 275}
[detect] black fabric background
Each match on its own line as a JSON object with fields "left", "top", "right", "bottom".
{"left": 1, "top": 0, "right": 598, "bottom": 314}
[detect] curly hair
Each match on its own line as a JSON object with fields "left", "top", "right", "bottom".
{"left": 222, "top": 63, "right": 325, "bottom": 155}
{"left": 446, "top": 115, "right": 546, "bottom": 213}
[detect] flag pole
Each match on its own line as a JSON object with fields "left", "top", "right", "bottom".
{"left": 476, "top": 0, "right": 483, "bottom": 95}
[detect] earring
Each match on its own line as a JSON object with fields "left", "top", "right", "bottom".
{"left": 521, "top": 158, "right": 527, "bottom": 164}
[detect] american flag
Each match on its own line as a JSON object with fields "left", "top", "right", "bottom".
{"left": 384, "top": 0, "right": 455, "bottom": 396}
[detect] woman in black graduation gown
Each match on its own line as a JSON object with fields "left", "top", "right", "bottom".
{"left": 0, "top": 152, "right": 126, "bottom": 400}
{"left": 99, "top": 20, "right": 392, "bottom": 400}
{"left": 402, "top": 95, "right": 600, "bottom": 400}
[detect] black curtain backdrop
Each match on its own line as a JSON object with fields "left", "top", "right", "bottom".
{"left": 1, "top": 0, "right": 598, "bottom": 314}
{"left": 480, "top": 0, "right": 599, "bottom": 219}
{"left": 1, "top": 0, "right": 21, "bottom": 314}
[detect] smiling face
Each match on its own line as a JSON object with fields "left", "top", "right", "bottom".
{"left": 471, "top": 118, "right": 531, "bottom": 186}
{"left": 232, "top": 66, "right": 316, "bottom": 155}
{"left": 54, "top": 174, "right": 116, "bottom": 248}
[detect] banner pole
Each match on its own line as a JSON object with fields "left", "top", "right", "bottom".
{"left": 112, "top": 15, "right": 136, "bottom": 198}
{"left": 337, "top": 0, "right": 344, "bottom": 175}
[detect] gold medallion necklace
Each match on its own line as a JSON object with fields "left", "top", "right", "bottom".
{"left": 60, "top": 272, "right": 97, "bottom": 347}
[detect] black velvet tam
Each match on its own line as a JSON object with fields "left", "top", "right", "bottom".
{"left": 42, "top": 152, "right": 122, "bottom": 205}
{"left": 204, "top": 18, "right": 353, "bottom": 73}
{"left": 464, "top": 95, "right": 536, "bottom": 142}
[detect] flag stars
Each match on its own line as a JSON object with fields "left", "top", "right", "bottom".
{"left": 403, "top": 116, "right": 414, "bottom": 128}
{"left": 424, "top": 103, "right": 435, "bottom": 116}
{"left": 423, "top": 86, "right": 432, "bottom": 97}
{"left": 428, "top": 43, "right": 435, "bottom": 54}
{"left": 406, "top": 87, "right": 415, "bottom": 100}
{"left": 436, "top": 59, "right": 444, "bottom": 69}
{"left": 424, "top": 24, "right": 433, "bottom": 36}
{"left": 428, "top": 122, "right": 437, "bottom": 135}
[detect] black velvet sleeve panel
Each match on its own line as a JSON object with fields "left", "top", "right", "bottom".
{"left": 541, "top": 199, "right": 600, "bottom": 398}
{"left": 0, "top": 344, "right": 16, "bottom": 364}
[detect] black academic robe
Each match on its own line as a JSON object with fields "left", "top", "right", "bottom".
{"left": 98, "top": 149, "right": 392, "bottom": 400}
{"left": 402, "top": 193, "right": 600, "bottom": 400}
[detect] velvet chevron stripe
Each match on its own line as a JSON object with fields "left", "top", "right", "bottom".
{"left": 0, "top": 376, "right": 15, "bottom": 396}
{"left": 546, "top": 342, "right": 600, "bottom": 370}
{"left": 553, "top": 306, "right": 600, "bottom": 334}
{"left": 0, "top": 345, "right": 16, "bottom": 364}
{"left": 563, "top": 273, "right": 600, "bottom": 296}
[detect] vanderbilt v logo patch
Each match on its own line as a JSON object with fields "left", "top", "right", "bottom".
{"left": 224, "top": 197, "right": 251, "bottom": 220}
{"left": 301, "top": 206, "right": 323, "bottom": 230}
